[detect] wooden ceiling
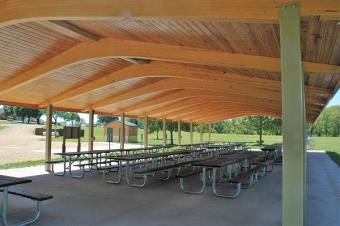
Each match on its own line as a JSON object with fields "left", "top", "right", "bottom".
{"left": 0, "top": 1, "right": 339, "bottom": 124}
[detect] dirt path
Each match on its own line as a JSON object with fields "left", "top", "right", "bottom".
{"left": 0, "top": 124, "right": 45, "bottom": 163}
{"left": 0, "top": 123, "right": 141, "bottom": 164}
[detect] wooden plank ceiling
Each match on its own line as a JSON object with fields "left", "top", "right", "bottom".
{"left": 0, "top": 1, "right": 339, "bottom": 124}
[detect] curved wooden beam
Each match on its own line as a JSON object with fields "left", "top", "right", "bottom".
{"left": 0, "top": 38, "right": 337, "bottom": 97}
{"left": 1, "top": 0, "right": 338, "bottom": 28}
{"left": 194, "top": 111, "right": 282, "bottom": 124}
{"left": 82, "top": 77, "right": 285, "bottom": 111}
{"left": 147, "top": 97, "right": 280, "bottom": 118}
{"left": 118, "top": 88, "right": 322, "bottom": 115}
{"left": 191, "top": 108, "right": 318, "bottom": 123}
{"left": 165, "top": 103, "right": 282, "bottom": 121}
{"left": 40, "top": 61, "right": 288, "bottom": 107}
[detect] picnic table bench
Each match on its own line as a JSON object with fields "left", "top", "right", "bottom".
{"left": 179, "top": 152, "right": 261, "bottom": 198}
{"left": 107, "top": 149, "right": 207, "bottom": 187}
{"left": 0, "top": 175, "right": 53, "bottom": 226}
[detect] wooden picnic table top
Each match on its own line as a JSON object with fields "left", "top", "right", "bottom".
{"left": 54, "top": 145, "right": 174, "bottom": 157}
{"left": 110, "top": 149, "right": 204, "bottom": 161}
{"left": 192, "top": 158, "right": 240, "bottom": 168}
{"left": 261, "top": 147, "right": 277, "bottom": 151}
{"left": 193, "top": 151, "right": 260, "bottom": 168}
{"left": 206, "top": 144, "right": 239, "bottom": 149}
{"left": 54, "top": 149, "right": 118, "bottom": 156}
{"left": 0, "top": 175, "right": 32, "bottom": 188}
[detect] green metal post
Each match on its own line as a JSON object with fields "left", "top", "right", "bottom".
{"left": 120, "top": 113, "right": 125, "bottom": 150}
{"left": 144, "top": 116, "right": 148, "bottom": 148}
{"left": 162, "top": 118, "right": 167, "bottom": 146}
{"left": 200, "top": 125, "right": 204, "bottom": 143}
{"left": 177, "top": 120, "right": 182, "bottom": 146}
{"left": 208, "top": 123, "right": 212, "bottom": 142}
{"left": 280, "top": 3, "right": 306, "bottom": 226}
{"left": 190, "top": 121, "right": 193, "bottom": 145}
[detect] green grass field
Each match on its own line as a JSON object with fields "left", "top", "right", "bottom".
{"left": 51, "top": 127, "right": 339, "bottom": 165}
{"left": 1, "top": 124, "right": 339, "bottom": 169}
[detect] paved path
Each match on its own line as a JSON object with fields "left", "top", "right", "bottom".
{"left": 0, "top": 151, "right": 338, "bottom": 225}
{"left": 307, "top": 151, "right": 340, "bottom": 226}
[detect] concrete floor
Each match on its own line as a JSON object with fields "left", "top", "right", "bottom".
{"left": 1, "top": 152, "right": 339, "bottom": 226}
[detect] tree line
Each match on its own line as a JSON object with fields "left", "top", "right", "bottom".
{"left": 2, "top": 105, "right": 339, "bottom": 139}
{"left": 3, "top": 106, "right": 83, "bottom": 126}
{"left": 310, "top": 106, "right": 340, "bottom": 137}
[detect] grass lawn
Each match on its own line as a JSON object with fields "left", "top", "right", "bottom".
{"left": 0, "top": 125, "right": 7, "bottom": 131}
{"left": 311, "top": 137, "right": 340, "bottom": 166}
{"left": 0, "top": 120, "right": 19, "bottom": 124}
{"left": 49, "top": 127, "right": 339, "bottom": 165}
{"left": 2, "top": 126, "right": 339, "bottom": 169}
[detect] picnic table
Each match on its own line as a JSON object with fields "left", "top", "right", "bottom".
{"left": 50, "top": 146, "right": 173, "bottom": 178}
{"left": 261, "top": 146, "right": 279, "bottom": 160}
{"left": 107, "top": 149, "right": 206, "bottom": 187}
{"left": 182, "top": 151, "right": 261, "bottom": 198}
{"left": 0, "top": 175, "right": 32, "bottom": 225}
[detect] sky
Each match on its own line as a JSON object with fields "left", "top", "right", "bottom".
{"left": 327, "top": 90, "right": 340, "bottom": 106}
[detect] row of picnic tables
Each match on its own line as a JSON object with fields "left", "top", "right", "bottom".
{"left": 1, "top": 142, "right": 280, "bottom": 224}
{"left": 49, "top": 142, "right": 239, "bottom": 177}
{"left": 48, "top": 142, "right": 280, "bottom": 195}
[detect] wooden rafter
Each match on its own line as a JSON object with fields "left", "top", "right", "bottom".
{"left": 194, "top": 112, "right": 283, "bottom": 124}
{"left": 166, "top": 103, "right": 282, "bottom": 120}
{"left": 0, "top": 38, "right": 338, "bottom": 97}
{"left": 37, "top": 20, "right": 100, "bottom": 42}
{"left": 148, "top": 98, "right": 280, "bottom": 118}
{"left": 1, "top": 0, "right": 339, "bottom": 28}
{"left": 119, "top": 88, "right": 323, "bottom": 115}
{"left": 33, "top": 61, "right": 330, "bottom": 108}
{"left": 189, "top": 108, "right": 318, "bottom": 123}
{"left": 81, "top": 77, "right": 290, "bottom": 111}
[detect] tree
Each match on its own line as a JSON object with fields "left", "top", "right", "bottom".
{"left": 313, "top": 106, "right": 340, "bottom": 137}
{"left": 148, "top": 120, "right": 161, "bottom": 140}
{"left": 52, "top": 111, "right": 65, "bottom": 137}
{"left": 97, "top": 115, "right": 118, "bottom": 125}
{"left": 3, "top": 106, "right": 16, "bottom": 117}
{"left": 167, "top": 121, "right": 177, "bottom": 145}
{"left": 31, "top": 109, "right": 43, "bottom": 124}
{"left": 63, "top": 112, "right": 81, "bottom": 126}
{"left": 3, "top": 106, "right": 43, "bottom": 124}
{"left": 246, "top": 116, "right": 271, "bottom": 144}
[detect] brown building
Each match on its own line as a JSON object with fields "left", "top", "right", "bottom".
{"left": 103, "top": 119, "right": 138, "bottom": 143}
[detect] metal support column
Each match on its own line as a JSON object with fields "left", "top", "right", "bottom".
{"left": 162, "top": 118, "right": 166, "bottom": 146}
{"left": 208, "top": 123, "right": 212, "bottom": 143}
{"left": 88, "top": 110, "right": 94, "bottom": 152}
{"left": 177, "top": 120, "right": 181, "bottom": 146}
{"left": 280, "top": 3, "right": 306, "bottom": 226}
{"left": 45, "top": 104, "right": 52, "bottom": 171}
{"left": 200, "top": 125, "right": 204, "bottom": 143}
{"left": 144, "top": 116, "right": 148, "bottom": 148}
{"left": 120, "top": 113, "right": 125, "bottom": 150}
{"left": 190, "top": 121, "right": 193, "bottom": 145}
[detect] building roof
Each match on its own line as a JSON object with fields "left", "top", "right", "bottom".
{"left": 0, "top": 1, "right": 339, "bottom": 123}
{"left": 106, "top": 119, "right": 138, "bottom": 128}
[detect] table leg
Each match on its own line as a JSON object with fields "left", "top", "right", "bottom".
{"left": 2, "top": 187, "right": 8, "bottom": 226}
{"left": 68, "top": 157, "right": 72, "bottom": 175}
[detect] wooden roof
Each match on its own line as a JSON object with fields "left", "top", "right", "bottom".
{"left": 0, "top": 1, "right": 339, "bottom": 124}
